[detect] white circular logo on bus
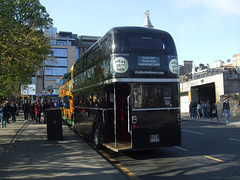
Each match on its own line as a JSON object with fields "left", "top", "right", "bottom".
{"left": 113, "top": 57, "right": 129, "bottom": 73}
{"left": 169, "top": 59, "right": 178, "bottom": 74}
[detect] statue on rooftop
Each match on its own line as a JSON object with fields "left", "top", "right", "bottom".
{"left": 143, "top": 10, "right": 154, "bottom": 29}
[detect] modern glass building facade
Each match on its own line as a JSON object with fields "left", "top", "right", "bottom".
{"left": 35, "top": 27, "right": 79, "bottom": 96}
{"left": 33, "top": 27, "right": 99, "bottom": 98}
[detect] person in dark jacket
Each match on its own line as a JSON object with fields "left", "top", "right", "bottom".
{"left": 30, "top": 102, "right": 36, "bottom": 121}
{"left": 211, "top": 103, "right": 218, "bottom": 121}
{"left": 223, "top": 98, "right": 230, "bottom": 123}
{"left": 10, "top": 102, "right": 17, "bottom": 123}
{"left": 43, "top": 100, "right": 50, "bottom": 124}
{"left": 22, "top": 100, "right": 30, "bottom": 121}
{"left": 6, "top": 101, "right": 11, "bottom": 123}
{"left": 1, "top": 103, "right": 8, "bottom": 128}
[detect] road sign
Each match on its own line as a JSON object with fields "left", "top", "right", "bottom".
{"left": 41, "top": 88, "right": 47, "bottom": 94}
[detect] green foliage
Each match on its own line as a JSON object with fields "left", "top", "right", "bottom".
{"left": 0, "top": 0, "right": 53, "bottom": 98}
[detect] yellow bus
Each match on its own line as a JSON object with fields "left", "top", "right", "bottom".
{"left": 59, "top": 66, "right": 74, "bottom": 125}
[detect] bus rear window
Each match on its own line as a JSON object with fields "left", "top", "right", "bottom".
{"left": 129, "top": 36, "right": 165, "bottom": 50}
{"left": 132, "top": 84, "right": 174, "bottom": 108}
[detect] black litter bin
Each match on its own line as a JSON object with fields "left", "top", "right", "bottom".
{"left": 45, "top": 108, "right": 63, "bottom": 140}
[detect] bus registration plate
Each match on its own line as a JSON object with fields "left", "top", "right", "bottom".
{"left": 149, "top": 134, "right": 160, "bottom": 143}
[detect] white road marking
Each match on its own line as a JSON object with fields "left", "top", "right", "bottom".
{"left": 182, "top": 129, "right": 205, "bottom": 135}
{"left": 228, "top": 138, "right": 240, "bottom": 142}
{"left": 174, "top": 146, "right": 189, "bottom": 152}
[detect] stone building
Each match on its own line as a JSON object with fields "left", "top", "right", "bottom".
{"left": 180, "top": 58, "right": 240, "bottom": 117}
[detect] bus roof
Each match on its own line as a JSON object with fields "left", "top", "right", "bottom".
{"left": 76, "top": 26, "right": 176, "bottom": 63}
{"left": 108, "top": 26, "right": 171, "bottom": 37}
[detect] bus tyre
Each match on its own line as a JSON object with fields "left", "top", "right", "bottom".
{"left": 93, "top": 125, "right": 102, "bottom": 149}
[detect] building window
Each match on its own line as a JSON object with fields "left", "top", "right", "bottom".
{"left": 45, "top": 58, "right": 67, "bottom": 67}
{"left": 51, "top": 40, "right": 56, "bottom": 45}
{"left": 45, "top": 67, "right": 67, "bottom": 76}
{"left": 75, "top": 48, "right": 79, "bottom": 60}
{"left": 56, "top": 41, "right": 67, "bottom": 46}
{"left": 52, "top": 48, "right": 67, "bottom": 57}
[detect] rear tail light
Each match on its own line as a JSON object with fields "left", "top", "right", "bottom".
{"left": 177, "top": 114, "right": 181, "bottom": 120}
{"left": 177, "top": 114, "right": 181, "bottom": 126}
{"left": 132, "top": 116, "right": 137, "bottom": 123}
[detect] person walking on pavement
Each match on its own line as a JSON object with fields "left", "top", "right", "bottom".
{"left": 223, "top": 98, "right": 230, "bottom": 123}
{"left": 43, "top": 100, "right": 50, "bottom": 124}
{"left": 49, "top": 99, "right": 55, "bottom": 108}
{"left": 35, "top": 101, "right": 43, "bottom": 124}
{"left": 0, "top": 103, "right": 2, "bottom": 124}
{"left": 30, "top": 102, "right": 36, "bottom": 121}
{"left": 201, "top": 101, "right": 206, "bottom": 118}
{"left": 54, "top": 100, "right": 59, "bottom": 108}
{"left": 206, "top": 101, "right": 211, "bottom": 118}
{"left": 10, "top": 102, "right": 17, "bottom": 123}
{"left": 211, "top": 103, "right": 219, "bottom": 121}
{"left": 1, "top": 103, "right": 8, "bottom": 128}
{"left": 22, "top": 100, "right": 30, "bottom": 122}
{"left": 6, "top": 101, "right": 11, "bottom": 123}
{"left": 197, "top": 101, "right": 202, "bottom": 118}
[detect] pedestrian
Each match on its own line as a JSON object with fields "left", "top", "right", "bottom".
{"left": 223, "top": 98, "right": 230, "bottom": 123}
{"left": 206, "top": 101, "right": 211, "bottom": 118}
{"left": 43, "top": 100, "right": 50, "bottom": 124}
{"left": 191, "top": 101, "right": 197, "bottom": 118}
{"left": 211, "top": 103, "right": 218, "bottom": 121}
{"left": 54, "top": 100, "right": 59, "bottom": 108}
{"left": 35, "top": 101, "right": 42, "bottom": 124}
{"left": 30, "top": 102, "right": 36, "bottom": 121}
{"left": 49, "top": 99, "right": 55, "bottom": 108}
{"left": 201, "top": 101, "right": 206, "bottom": 118}
{"left": 10, "top": 102, "right": 17, "bottom": 123}
{"left": 1, "top": 103, "right": 8, "bottom": 128}
{"left": 22, "top": 100, "right": 30, "bottom": 121}
{"left": 0, "top": 103, "right": 2, "bottom": 124}
{"left": 197, "top": 101, "right": 202, "bottom": 118}
{"left": 189, "top": 102, "right": 192, "bottom": 118}
{"left": 6, "top": 101, "right": 11, "bottom": 123}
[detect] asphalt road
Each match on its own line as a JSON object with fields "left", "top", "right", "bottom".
{"left": 101, "top": 121, "right": 240, "bottom": 180}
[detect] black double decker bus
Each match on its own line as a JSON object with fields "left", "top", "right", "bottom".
{"left": 72, "top": 27, "right": 181, "bottom": 151}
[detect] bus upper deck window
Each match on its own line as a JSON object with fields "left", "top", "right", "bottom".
{"left": 129, "top": 36, "right": 166, "bottom": 50}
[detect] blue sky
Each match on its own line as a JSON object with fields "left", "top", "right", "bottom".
{"left": 40, "top": 0, "right": 240, "bottom": 66}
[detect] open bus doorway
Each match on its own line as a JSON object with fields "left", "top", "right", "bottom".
{"left": 102, "top": 84, "right": 131, "bottom": 151}
{"left": 116, "top": 84, "right": 131, "bottom": 141}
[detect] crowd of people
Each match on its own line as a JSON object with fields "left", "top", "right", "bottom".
{"left": 189, "top": 98, "right": 231, "bottom": 122}
{"left": 0, "top": 99, "right": 60, "bottom": 128}
{"left": 0, "top": 101, "right": 18, "bottom": 128}
{"left": 189, "top": 100, "right": 218, "bottom": 120}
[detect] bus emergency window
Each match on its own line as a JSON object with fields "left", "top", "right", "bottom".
{"left": 129, "top": 37, "right": 165, "bottom": 50}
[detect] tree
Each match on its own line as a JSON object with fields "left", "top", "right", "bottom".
{"left": 0, "top": 0, "right": 53, "bottom": 99}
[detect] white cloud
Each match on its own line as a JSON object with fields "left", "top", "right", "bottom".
{"left": 174, "top": 0, "right": 240, "bottom": 17}
{"left": 198, "top": 0, "right": 240, "bottom": 17}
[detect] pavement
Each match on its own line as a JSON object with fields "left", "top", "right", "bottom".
{"left": 0, "top": 114, "right": 129, "bottom": 180}
{"left": 181, "top": 113, "right": 240, "bottom": 127}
